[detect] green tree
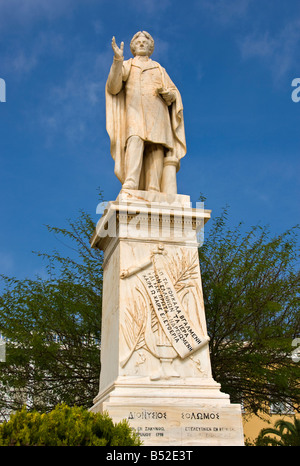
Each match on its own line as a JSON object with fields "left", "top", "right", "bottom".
{"left": 255, "top": 417, "right": 300, "bottom": 446}
{"left": 0, "top": 210, "right": 103, "bottom": 418}
{"left": 199, "top": 208, "right": 300, "bottom": 416}
{"left": 0, "top": 404, "right": 141, "bottom": 446}
{"left": 0, "top": 203, "right": 299, "bottom": 420}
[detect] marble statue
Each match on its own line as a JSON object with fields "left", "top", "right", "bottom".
{"left": 106, "top": 31, "right": 186, "bottom": 193}
{"left": 90, "top": 31, "right": 245, "bottom": 446}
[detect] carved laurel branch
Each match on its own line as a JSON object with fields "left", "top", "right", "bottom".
{"left": 120, "top": 248, "right": 202, "bottom": 368}
{"left": 120, "top": 287, "right": 147, "bottom": 368}
{"left": 165, "top": 249, "right": 199, "bottom": 293}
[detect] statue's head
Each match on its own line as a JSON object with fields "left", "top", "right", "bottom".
{"left": 130, "top": 31, "right": 154, "bottom": 57}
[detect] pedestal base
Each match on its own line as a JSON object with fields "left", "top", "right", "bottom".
{"left": 90, "top": 377, "right": 244, "bottom": 446}
{"left": 90, "top": 190, "right": 244, "bottom": 446}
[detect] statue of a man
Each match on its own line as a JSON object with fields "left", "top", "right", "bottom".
{"left": 105, "top": 31, "right": 186, "bottom": 193}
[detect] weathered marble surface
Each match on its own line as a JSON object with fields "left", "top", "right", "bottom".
{"left": 90, "top": 191, "right": 244, "bottom": 445}
{"left": 100, "top": 403, "right": 244, "bottom": 446}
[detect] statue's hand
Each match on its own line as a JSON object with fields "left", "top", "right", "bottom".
{"left": 112, "top": 36, "right": 124, "bottom": 60}
{"left": 158, "top": 88, "right": 176, "bottom": 106}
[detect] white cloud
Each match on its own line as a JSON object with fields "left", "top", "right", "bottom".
{"left": 0, "top": 252, "right": 14, "bottom": 275}
{"left": 240, "top": 31, "right": 276, "bottom": 59}
{"left": 197, "top": 0, "right": 251, "bottom": 25}
{"left": 0, "top": 0, "right": 80, "bottom": 31}
{"left": 3, "top": 31, "right": 65, "bottom": 76}
{"left": 8, "top": 50, "right": 39, "bottom": 75}
{"left": 151, "top": 37, "right": 170, "bottom": 62}
{"left": 93, "top": 20, "right": 104, "bottom": 36}
{"left": 127, "top": 0, "right": 171, "bottom": 15}
{"left": 239, "top": 19, "right": 300, "bottom": 81}
{"left": 39, "top": 48, "right": 111, "bottom": 145}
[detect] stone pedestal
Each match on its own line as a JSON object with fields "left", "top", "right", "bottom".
{"left": 90, "top": 189, "right": 244, "bottom": 446}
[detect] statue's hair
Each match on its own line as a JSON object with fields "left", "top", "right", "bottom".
{"left": 130, "top": 31, "right": 155, "bottom": 56}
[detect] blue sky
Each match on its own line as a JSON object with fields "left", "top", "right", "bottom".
{"left": 0, "top": 0, "right": 299, "bottom": 281}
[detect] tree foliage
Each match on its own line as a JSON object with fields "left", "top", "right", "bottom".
{"left": 199, "top": 208, "right": 300, "bottom": 415}
{"left": 0, "top": 203, "right": 299, "bottom": 420}
{"left": 0, "top": 210, "right": 103, "bottom": 418}
{"left": 0, "top": 404, "right": 141, "bottom": 446}
{"left": 255, "top": 417, "right": 300, "bottom": 446}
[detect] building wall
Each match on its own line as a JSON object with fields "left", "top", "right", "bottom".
{"left": 242, "top": 412, "right": 299, "bottom": 445}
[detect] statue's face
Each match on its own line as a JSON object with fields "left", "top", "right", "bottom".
{"left": 132, "top": 34, "right": 152, "bottom": 56}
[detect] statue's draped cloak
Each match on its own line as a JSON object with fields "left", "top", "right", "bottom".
{"left": 106, "top": 57, "right": 186, "bottom": 184}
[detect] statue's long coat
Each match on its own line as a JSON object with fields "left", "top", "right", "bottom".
{"left": 106, "top": 56, "right": 186, "bottom": 184}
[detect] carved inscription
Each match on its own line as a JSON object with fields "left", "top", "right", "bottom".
{"left": 120, "top": 407, "right": 242, "bottom": 444}
{"left": 140, "top": 268, "right": 204, "bottom": 358}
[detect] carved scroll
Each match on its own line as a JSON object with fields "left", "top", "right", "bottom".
{"left": 120, "top": 245, "right": 209, "bottom": 373}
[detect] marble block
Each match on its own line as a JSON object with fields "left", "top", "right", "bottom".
{"left": 99, "top": 401, "right": 244, "bottom": 446}
{"left": 90, "top": 190, "right": 244, "bottom": 446}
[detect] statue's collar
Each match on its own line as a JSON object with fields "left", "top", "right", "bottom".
{"left": 132, "top": 56, "right": 158, "bottom": 70}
